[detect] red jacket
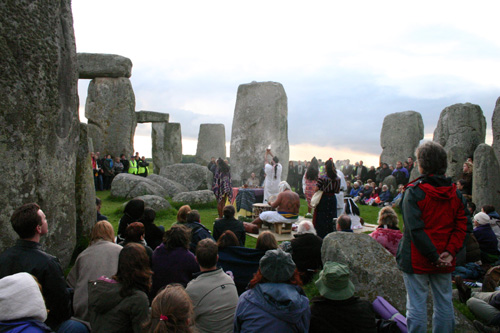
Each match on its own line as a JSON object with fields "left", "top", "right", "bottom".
{"left": 397, "top": 175, "right": 468, "bottom": 274}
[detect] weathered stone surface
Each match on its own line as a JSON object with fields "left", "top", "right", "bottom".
{"left": 0, "top": 0, "right": 79, "bottom": 267}
{"left": 196, "top": 123, "right": 226, "bottom": 165}
{"left": 492, "top": 97, "right": 500, "bottom": 164}
{"left": 111, "top": 173, "right": 168, "bottom": 199}
{"left": 160, "top": 163, "right": 213, "bottom": 191}
{"left": 75, "top": 124, "right": 96, "bottom": 242}
{"left": 130, "top": 195, "right": 171, "bottom": 212}
{"left": 230, "top": 81, "right": 289, "bottom": 185}
{"left": 410, "top": 165, "right": 421, "bottom": 181}
{"left": 147, "top": 174, "right": 189, "bottom": 198}
{"left": 322, "top": 232, "right": 473, "bottom": 331}
{"left": 152, "top": 122, "right": 182, "bottom": 174}
{"left": 136, "top": 110, "right": 169, "bottom": 123}
{"left": 85, "top": 77, "right": 136, "bottom": 158}
{"left": 433, "top": 103, "right": 486, "bottom": 180}
{"left": 380, "top": 111, "right": 424, "bottom": 167}
{"left": 172, "top": 190, "right": 216, "bottom": 205}
{"left": 77, "top": 53, "right": 132, "bottom": 79}
{"left": 473, "top": 144, "right": 500, "bottom": 210}
{"left": 382, "top": 175, "right": 398, "bottom": 195}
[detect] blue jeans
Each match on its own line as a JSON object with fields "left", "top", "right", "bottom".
{"left": 403, "top": 272, "right": 454, "bottom": 332}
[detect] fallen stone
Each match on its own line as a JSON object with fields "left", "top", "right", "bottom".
{"left": 172, "top": 190, "right": 216, "bottom": 206}
{"left": 380, "top": 111, "right": 424, "bottom": 167}
{"left": 0, "top": 0, "right": 80, "bottom": 267}
{"left": 85, "top": 77, "right": 136, "bottom": 158}
{"left": 230, "top": 81, "right": 290, "bottom": 185}
{"left": 147, "top": 174, "right": 189, "bottom": 198}
{"left": 321, "top": 232, "right": 473, "bottom": 331}
{"left": 129, "top": 195, "right": 171, "bottom": 212}
{"left": 152, "top": 122, "right": 182, "bottom": 174}
{"left": 159, "top": 163, "right": 212, "bottom": 191}
{"left": 433, "top": 103, "right": 486, "bottom": 180}
{"left": 473, "top": 144, "right": 500, "bottom": 210}
{"left": 111, "top": 173, "right": 168, "bottom": 199}
{"left": 136, "top": 110, "right": 170, "bottom": 123}
{"left": 77, "top": 53, "right": 132, "bottom": 79}
{"left": 195, "top": 123, "right": 226, "bottom": 165}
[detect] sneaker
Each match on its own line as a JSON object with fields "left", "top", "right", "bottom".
{"left": 455, "top": 276, "right": 471, "bottom": 303}
{"left": 473, "top": 320, "right": 500, "bottom": 333}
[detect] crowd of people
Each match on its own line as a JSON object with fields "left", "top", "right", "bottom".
{"left": 92, "top": 152, "right": 150, "bottom": 191}
{"left": 1, "top": 141, "right": 497, "bottom": 333}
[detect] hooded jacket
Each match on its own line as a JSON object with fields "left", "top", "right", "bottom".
{"left": 88, "top": 278, "right": 149, "bottom": 333}
{"left": 234, "top": 283, "right": 310, "bottom": 332}
{"left": 397, "top": 175, "right": 468, "bottom": 274}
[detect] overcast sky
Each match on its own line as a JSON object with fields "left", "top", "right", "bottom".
{"left": 73, "top": 0, "right": 500, "bottom": 166}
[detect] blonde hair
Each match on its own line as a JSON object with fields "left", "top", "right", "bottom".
{"left": 176, "top": 205, "right": 191, "bottom": 223}
{"left": 377, "top": 206, "right": 399, "bottom": 228}
{"left": 256, "top": 231, "right": 278, "bottom": 251}
{"left": 143, "top": 284, "right": 193, "bottom": 333}
{"left": 464, "top": 161, "right": 473, "bottom": 174}
{"left": 90, "top": 220, "right": 115, "bottom": 244}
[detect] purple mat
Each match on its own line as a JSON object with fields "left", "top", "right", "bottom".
{"left": 372, "top": 296, "right": 407, "bottom": 333}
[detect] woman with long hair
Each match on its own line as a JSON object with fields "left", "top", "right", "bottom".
{"left": 369, "top": 206, "right": 402, "bottom": 256}
{"left": 67, "top": 221, "right": 123, "bottom": 324}
{"left": 175, "top": 205, "right": 191, "bottom": 225}
{"left": 143, "top": 284, "right": 194, "bottom": 333}
{"left": 312, "top": 158, "right": 341, "bottom": 238}
{"left": 304, "top": 157, "right": 319, "bottom": 213}
{"left": 88, "top": 243, "right": 152, "bottom": 333}
{"left": 212, "top": 158, "right": 233, "bottom": 218}
{"left": 263, "top": 149, "right": 282, "bottom": 203}
{"left": 151, "top": 225, "right": 199, "bottom": 299}
{"left": 234, "top": 249, "right": 310, "bottom": 332}
{"left": 117, "top": 198, "right": 145, "bottom": 242}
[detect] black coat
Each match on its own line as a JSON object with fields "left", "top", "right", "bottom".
{"left": 310, "top": 296, "right": 377, "bottom": 333}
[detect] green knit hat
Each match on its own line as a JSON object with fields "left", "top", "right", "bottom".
{"left": 315, "top": 262, "right": 355, "bottom": 300}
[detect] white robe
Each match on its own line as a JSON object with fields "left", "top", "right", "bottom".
{"left": 264, "top": 163, "right": 282, "bottom": 203}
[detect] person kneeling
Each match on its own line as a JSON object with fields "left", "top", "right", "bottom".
{"left": 251, "top": 181, "right": 300, "bottom": 228}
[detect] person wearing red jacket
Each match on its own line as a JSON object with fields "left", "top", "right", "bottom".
{"left": 396, "top": 141, "right": 469, "bottom": 333}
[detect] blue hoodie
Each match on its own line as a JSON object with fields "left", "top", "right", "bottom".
{"left": 234, "top": 283, "right": 310, "bottom": 332}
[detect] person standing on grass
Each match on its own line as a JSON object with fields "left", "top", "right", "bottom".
{"left": 396, "top": 141, "right": 468, "bottom": 332}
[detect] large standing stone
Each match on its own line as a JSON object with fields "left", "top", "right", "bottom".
{"left": 147, "top": 174, "right": 189, "bottom": 198}
{"left": 0, "top": 0, "right": 80, "bottom": 267}
{"left": 110, "top": 173, "right": 168, "bottom": 199}
{"left": 75, "top": 124, "right": 96, "bottom": 242}
{"left": 77, "top": 53, "right": 132, "bottom": 79}
{"left": 230, "top": 81, "right": 289, "bottom": 185}
{"left": 152, "top": 122, "right": 182, "bottom": 174}
{"left": 159, "top": 163, "right": 213, "bottom": 191}
{"left": 433, "top": 103, "right": 486, "bottom": 180}
{"left": 473, "top": 144, "right": 500, "bottom": 210}
{"left": 322, "top": 232, "right": 473, "bottom": 330}
{"left": 380, "top": 111, "right": 424, "bottom": 166}
{"left": 85, "top": 77, "right": 136, "bottom": 158}
{"left": 492, "top": 97, "right": 500, "bottom": 164}
{"left": 196, "top": 123, "right": 226, "bottom": 165}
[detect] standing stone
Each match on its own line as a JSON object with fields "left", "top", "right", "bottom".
{"left": 75, "top": 124, "right": 96, "bottom": 245}
{"left": 492, "top": 97, "right": 500, "bottom": 164}
{"left": 77, "top": 53, "right": 132, "bottom": 79}
{"left": 0, "top": 0, "right": 80, "bottom": 267}
{"left": 433, "top": 103, "right": 486, "bottom": 181}
{"left": 152, "top": 122, "right": 182, "bottom": 174}
{"left": 85, "top": 77, "right": 136, "bottom": 158}
{"left": 230, "top": 81, "right": 289, "bottom": 185}
{"left": 473, "top": 144, "right": 500, "bottom": 210}
{"left": 380, "top": 111, "right": 424, "bottom": 166}
{"left": 196, "top": 123, "right": 226, "bottom": 165}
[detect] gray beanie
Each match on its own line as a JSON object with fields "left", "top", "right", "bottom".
{"left": 260, "top": 248, "right": 296, "bottom": 282}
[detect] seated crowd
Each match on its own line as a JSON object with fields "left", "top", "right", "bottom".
{"left": 3, "top": 151, "right": 496, "bottom": 332}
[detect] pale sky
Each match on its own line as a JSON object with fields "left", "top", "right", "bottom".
{"left": 73, "top": 0, "right": 500, "bottom": 167}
